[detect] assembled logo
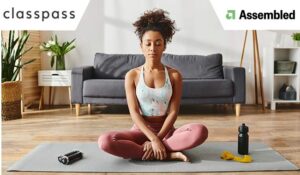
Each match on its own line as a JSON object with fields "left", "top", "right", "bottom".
{"left": 226, "top": 9, "right": 296, "bottom": 20}
{"left": 226, "top": 10, "right": 236, "bottom": 20}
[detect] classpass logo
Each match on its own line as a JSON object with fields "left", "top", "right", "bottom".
{"left": 0, "top": 0, "right": 90, "bottom": 30}
{"left": 2, "top": 7, "right": 76, "bottom": 22}
{"left": 226, "top": 9, "right": 296, "bottom": 20}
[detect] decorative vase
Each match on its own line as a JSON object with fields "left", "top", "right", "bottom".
{"left": 56, "top": 55, "right": 66, "bottom": 70}
{"left": 1, "top": 81, "right": 22, "bottom": 121}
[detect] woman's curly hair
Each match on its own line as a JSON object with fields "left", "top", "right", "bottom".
{"left": 133, "top": 9, "right": 177, "bottom": 45}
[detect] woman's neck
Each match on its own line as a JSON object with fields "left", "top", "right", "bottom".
{"left": 144, "top": 61, "right": 164, "bottom": 72}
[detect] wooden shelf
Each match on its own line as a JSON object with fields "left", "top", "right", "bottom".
{"left": 273, "top": 98, "right": 299, "bottom": 103}
{"left": 274, "top": 74, "right": 297, "bottom": 77}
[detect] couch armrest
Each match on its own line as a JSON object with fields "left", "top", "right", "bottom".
{"left": 223, "top": 66, "right": 245, "bottom": 103}
{"left": 71, "top": 66, "right": 94, "bottom": 104}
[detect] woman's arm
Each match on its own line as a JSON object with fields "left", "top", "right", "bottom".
{"left": 157, "top": 70, "right": 183, "bottom": 140}
{"left": 125, "top": 70, "right": 158, "bottom": 142}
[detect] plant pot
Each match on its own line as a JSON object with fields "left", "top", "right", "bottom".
{"left": 56, "top": 55, "right": 66, "bottom": 70}
{"left": 1, "top": 81, "right": 22, "bottom": 121}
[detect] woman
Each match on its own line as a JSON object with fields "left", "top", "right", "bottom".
{"left": 98, "top": 9, "right": 208, "bottom": 162}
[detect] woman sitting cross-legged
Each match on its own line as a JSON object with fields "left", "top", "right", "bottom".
{"left": 98, "top": 9, "right": 208, "bottom": 162}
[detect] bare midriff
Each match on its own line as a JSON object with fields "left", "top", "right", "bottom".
{"left": 142, "top": 115, "right": 166, "bottom": 123}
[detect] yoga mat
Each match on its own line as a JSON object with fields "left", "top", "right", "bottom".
{"left": 7, "top": 142, "right": 299, "bottom": 172}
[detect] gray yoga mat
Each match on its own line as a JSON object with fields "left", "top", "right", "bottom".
{"left": 7, "top": 142, "right": 299, "bottom": 173}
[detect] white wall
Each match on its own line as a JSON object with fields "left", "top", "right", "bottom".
{"left": 41, "top": 0, "right": 298, "bottom": 105}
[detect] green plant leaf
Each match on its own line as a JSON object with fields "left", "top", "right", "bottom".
{"left": 39, "top": 35, "right": 76, "bottom": 70}
{"left": 1, "top": 30, "right": 35, "bottom": 82}
{"left": 292, "top": 33, "right": 300, "bottom": 41}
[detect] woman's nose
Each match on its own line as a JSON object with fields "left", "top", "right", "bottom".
{"left": 149, "top": 45, "right": 155, "bottom": 51}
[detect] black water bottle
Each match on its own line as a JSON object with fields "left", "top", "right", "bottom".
{"left": 238, "top": 123, "right": 249, "bottom": 155}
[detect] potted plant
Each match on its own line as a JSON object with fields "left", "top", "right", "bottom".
{"left": 1, "top": 31, "right": 35, "bottom": 120}
{"left": 40, "top": 35, "right": 75, "bottom": 70}
{"left": 291, "top": 33, "right": 300, "bottom": 47}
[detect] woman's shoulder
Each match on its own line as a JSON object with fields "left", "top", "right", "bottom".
{"left": 165, "top": 66, "right": 182, "bottom": 80}
{"left": 125, "top": 66, "right": 142, "bottom": 80}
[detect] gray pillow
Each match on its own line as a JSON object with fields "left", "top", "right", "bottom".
{"left": 93, "top": 53, "right": 145, "bottom": 79}
{"left": 162, "top": 53, "right": 224, "bottom": 79}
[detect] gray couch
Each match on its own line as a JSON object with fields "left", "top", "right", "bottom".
{"left": 71, "top": 53, "right": 245, "bottom": 116}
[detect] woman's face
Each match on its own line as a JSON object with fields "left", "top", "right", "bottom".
{"left": 140, "top": 30, "right": 165, "bottom": 61}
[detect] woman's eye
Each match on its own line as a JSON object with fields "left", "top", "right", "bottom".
{"left": 144, "top": 42, "right": 161, "bottom": 47}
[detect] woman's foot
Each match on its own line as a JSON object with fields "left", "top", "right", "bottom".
{"left": 169, "top": 152, "right": 190, "bottom": 162}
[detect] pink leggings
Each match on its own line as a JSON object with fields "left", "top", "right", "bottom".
{"left": 98, "top": 122, "right": 208, "bottom": 159}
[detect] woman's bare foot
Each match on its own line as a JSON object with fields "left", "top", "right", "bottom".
{"left": 169, "top": 152, "right": 190, "bottom": 162}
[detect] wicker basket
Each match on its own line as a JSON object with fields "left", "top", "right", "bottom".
{"left": 1, "top": 81, "right": 22, "bottom": 121}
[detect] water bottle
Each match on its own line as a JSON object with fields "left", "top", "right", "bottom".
{"left": 238, "top": 123, "right": 249, "bottom": 155}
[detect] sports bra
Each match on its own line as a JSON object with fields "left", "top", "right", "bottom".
{"left": 136, "top": 65, "right": 173, "bottom": 117}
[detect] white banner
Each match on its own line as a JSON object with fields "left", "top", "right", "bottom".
{"left": 209, "top": 0, "right": 300, "bottom": 30}
{"left": 0, "top": 0, "right": 90, "bottom": 30}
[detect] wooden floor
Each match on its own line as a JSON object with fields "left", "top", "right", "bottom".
{"left": 2, "top": 104, "right": 300, "bottom": 175}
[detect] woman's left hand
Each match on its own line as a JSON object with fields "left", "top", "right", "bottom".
{"left": 151, "top": 138, "right": 167, "bottom": 160}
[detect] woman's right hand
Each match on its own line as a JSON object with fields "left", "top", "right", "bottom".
{"left": 151, "top": 138, "right": 167, "bottom": 160}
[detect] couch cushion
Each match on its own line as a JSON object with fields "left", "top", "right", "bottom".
{"left": 182, "top": 79, "right": 233, "bottom": 98}
{"left": 83, "top": 79, "right": 126, "bottom": 98}
{"left": 83, "top": 79, "right": 233, "bottom": 99}
{"left": 162, "top": 53, "right": 224, "bottom": 79}
{"left": 94, "top": 53, "right": 145, "bottom": 79}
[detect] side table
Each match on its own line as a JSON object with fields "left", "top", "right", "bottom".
{"left": 38, "top": 70, "right": 72, "bottom": 110}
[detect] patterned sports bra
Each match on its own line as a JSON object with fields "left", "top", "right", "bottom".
{"left": 136, "top": 65, "right": 173, "bottom": 117}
